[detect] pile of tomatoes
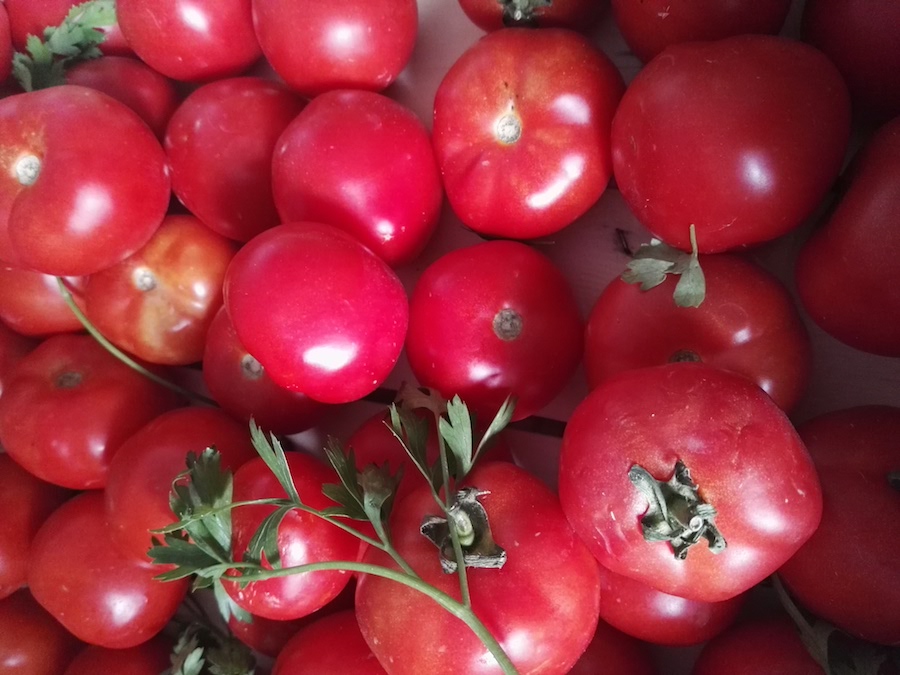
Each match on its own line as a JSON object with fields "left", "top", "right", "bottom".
{"left": 0, "top": 0, "right": 898, "bottom": 673}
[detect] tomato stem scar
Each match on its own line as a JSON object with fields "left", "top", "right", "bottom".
{"left": 15, "top": 155, "right": 41, "bottom": 186}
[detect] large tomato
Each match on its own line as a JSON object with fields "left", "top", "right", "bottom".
{"left": 558, "top": 363, "right": 822, "bottom": 603}
{"left": 568, "top": 620, "right": 658, "bottom": 675}
{"left": 611, "top": 35, "right": 851, "bottom": 253}
{"left": 0, "top": 590, "right": 82, "bottom": 675}
{"left": 0, "top": 320, "right": 34, "bottom": 398}
{"left": 356, "top": 461, "right": 602, "bottom": 675}
{"left": 457, "top": 0, "right": 604, "bottom": 32}
{"left": 433, "top": 28, "right": 624, "bottom": 239}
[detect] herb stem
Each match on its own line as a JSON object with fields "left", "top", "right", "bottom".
{"left": 435, "top": 417, "right": 472, "bottom": 608}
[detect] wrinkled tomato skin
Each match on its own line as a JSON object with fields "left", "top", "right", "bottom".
{"left": 611, "top": 0, "right": 791, "bottom": 63}
{"left": 558, "top": 363, "right": 822, "bottom": 603}
{"left": 356, "top": 462, "right": 602, "bottom": 675}
{"left": 273, "top": 610, "right": 387, "bottom": 675}
{"left": 0, "top": 86, "right": 170, "bottom": 276}
{"left": 585, "top": 253, "right": 811, "bottom": 412}
{"left": 611, "top": 35, "right": 851, "bottom": 253}
{"left": 795, "top": 116, "right": 900, "bottom": 357}
{"left": 458, "top": 0, "right": 604, "bottom": 32}
{"left": 567, "top": 620, "right": 658, "bottom": 675}
{"left": 272, "top": 89, "right": 443, "bottom": 267}
{"left": 63, "top": 637, "right": 172, "bottom": 675}
{"left": 0, "top": 267, "right": 85, "bottom": 337}
{"left": 0, "top": 334, "right": 181, "bottom": 489}
{"left": 6, "top": 0, "right": 131, "bottom": 55}
{"left": 28, "top": 492, "right": 188, "bottom": 649}
{"left": 251, "top": 0, "right": 418, "bottom": 97}
{"left": 165, "top": 77, "right": 305, "bottom": 243}
{"left": 434, "top": 28, "right": 624, "bottom": 240}
{"left": 223, "top": 222, "right": 409, "bottom": 405}
{"left": 0, "top": 590, "right": 82, "bottom": 675}
{"left": 777, "top": 406, "right": 900, "bottom": 646}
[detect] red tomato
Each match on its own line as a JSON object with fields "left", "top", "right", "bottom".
{"left": 558, "top": 363, "right": 823, "bottom": 603}
{"left": 251, "top": 0, "right": 418, "bottom": 96}
{"left": 458, "top": 0, "right": 604, "bottom": 32}
{"left": 802, "top": 0, "right": 900, "bottom": 122}
{"left": 202, "top": 306, "right": 328, "bottom": 436}
{"left": 795, "top": 116, "right": 900, "bottom": 356}
{"left": 225, "top": 452, "right": 361, "bottom": 621}
{"left": 82, "top": 214, "right": 238, "bottom": 366}
{"left": 356, "top": 462, "right": 602, "bottom": 675}
{"left": 28, "top": 492, "right": 188, "bottom": 649}
{"left": 611, "top": 0, "right": 791, "bottom": 63}
{"left": 0, "top": 6, "right": 12, "bottom": 85}
{"left": 0, "top": 267, "right": 85, "bottom": 337}
{"left": 0, "top": 320, "right": 35, "bottom": 398}
{"left": 433, "top": 28, "right": 624, "bottom": 239}
{"left": 65, "top": 56, "right": 179, "bottom": 140}
{"left": 223, "top": 222, "right": 409, "bottom": 404}
{"left": 0, "top": 590, "right": 82, "bottom": 675}
{"left": 104, "top": 406, "right": 258, "bottom": 562}
{"left": 272, "top": 89, "right": 443, "bottom": 267}
{"left": 568, "top": 620, "right": 658, "bottom": 675}
{"left": 116, "top": 0, "right": 261, "bottom": 82}
{"left": 273, "top": 610, "right": 387, "bottom": 675}
{"left": 406, "top": 240, "right": 583, "bottom": 421}
{"left": 63, "top": 637, "right": 171, "bottom": 675}
{"left": 611, "top": 35, "right": 851, "bottom": 253}
{"left": 165, "top": 77, "right": 305, "bottom": 242}
{"left": 0, "top": 86, "right": 170, "bottom": 276}
{"left": 0, "top": 334, "right": 181, "bottom": 489}
{"left": 5, "top": 0, "right": 131, "bottom": 55}
{"left": 597, "top": 563, "right": 744, "bottom": 646}
{"left": 585, "top": 253, "right": 811, "bottom": 412}
{"left": 0, "top": 455, "right": 71, "bottom": 600}
{"left": 777, "top": 406, "right": 900, "bottom": 646}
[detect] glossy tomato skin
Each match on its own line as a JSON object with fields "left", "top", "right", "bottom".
{"left": 559, "top": 363, "right": 822, "bottom": 603}
{"left": 0, "top": 334, "right": 181, "bottom": 489}
{"left": 568, "top": 620, "right": 658, "bottom": 675}
{"left": 83, "top": 214, "right": 238, "bottom": 365}
{"left": 434, "top": 28, "right": 624, "bottom": 239}
{"left": 165, "top": 77, "right": 305, "bottom": 242}
{"left": 585, "top": 253, "right": 811, "bottom": 412}
{"left": 116, "top": 0, "right": 261, "bottom": 82}
{"left": 406, "top": 240, "right": 583, "bottom": 421}
{"left": 272, "top": 89, "right": 443, "bottom": 267}
{"left": 0, "top": 267, "right": 85, "bottom": 337}
{"left": 611, "top": 0, "right": 791, "bottom": 63}
{"left": 612, "top": 35, "right": 851, "bottom": 253}
{"left": 6, "top": 0, "right": 131, "bottom": 55}
{"left": 795, "top": 116, "right": 900, "bottom": 356}
{"left": 225, "top": 453, "right": 361, "bottom": 621}
{"left": 0, "top": 320, "right": 35, "bottom": 398}
{"left": 63, "top": 637, "right": 171, "bottom": 675}
{"left": 777, "top": 406, "right": 900, "bottom": 645}
{"left": 0, "top": 590, "right": 82, "bottom": 675}
{"left": 0, "top": 7, "right": 11, "bottom": 85}
{"left": 458, "top": 0, "right": 604, "bottom": 32}
{"left": 224, "top": 222, "right": 409, "bottom": 404}
{"left": 28, "top": 492, "right": 188, "bottom": 649}
{"left": 0, "top": 86, "right": 170, "bottom": 276}
{"left": 273, "top": 610, "right": 387, "bottom": 675}
{"left": 356, "top": 462, "right": 602, "bottom": 675}
{"left": 251, "top": 0, "right": 417, "bottom": 97}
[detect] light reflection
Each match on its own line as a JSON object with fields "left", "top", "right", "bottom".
{"left": 527, "top": 155, "right": 585, "bottom": 210}
{"left": 741, "top": 153, "right": 773, "bottom": 194}
{"left": 551, "top": 94, "right": 591, "bottom": 125}
{"left": 107, "top": 590, "right": 144, "bottom": 626}
{"left": 326, "top": 22, "right": 364, "bottom": 57}
{"left": 180, "top": 3, "right": 210, "bottom": 33}
{"left": 67, "top": 185, "right": 113, "bottom": 234}
{"left": 303, "top": 344, "right": 357, "bottom": 373}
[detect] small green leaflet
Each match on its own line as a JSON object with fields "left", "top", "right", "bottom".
{"left": 386, "top": 403, "right": 435, "bottom": 490}
{"left": 168, "top": 623, "right": 256, "bottom": 675}
{"left": 621, "top": 224, "right": 707, "bottom": 308}
{"left": 249, "top": 420, "right": 301, "bottom": 504}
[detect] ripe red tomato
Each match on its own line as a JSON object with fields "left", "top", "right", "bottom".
{"left": 0, "top": 267, "right": 85, "bottom": 337}
{"left": 777, "top": 406, "right": 900, "bottom": 646}
{"left": 63, "top": 637, "right": 171, "bottom": 675}
{"left": 82, "top": 214, "right": 238, "bottom": 366}
{"left": 5, "top": 0, "right": 131, "bottom": 55}
{"left": 0, "top": 320, "right": 35, "bottom": 398}
{"left": 251, "top": 0, "right": 418, "bottom": 97}
{"left": 585, "top": 253, "right": 811, "bottom": 412}
{"left": 568, "top": 620, "right": 658, "bottom": 675}
{"left": 795, "top": 116, "right": 900, "bottom": 356}
{"left": 610, "top": 0, "right": 791, "bottom": 63}
{"left": 558, "top": 363, "right": 823, "bottom": 603}
{"left": 0, "top": 589, "right": 82, "bottom": 675}
{"left": 458, "top": 0, "right": 604, "bottom": 32}
{"left": 29, "top": 492, "right": 188, "bottom": 649}
{"left": 611, "top": 35, "right": 851, "bottom": 253}
{"left": 0, "top": 334, "right": 181, "bottom": 489}
{"left": 165, "top": 77, "right": 305, "bottom": 242}
{"left": 0, "top": 6, "right": 11, "bottom": 85}
{"left": 116, "top": 0, "right": 261, "bottom": 82}
{"left": 356, "top": 461, "right": 602, "bottom": 675}
{"left": 273, "top": 610, "right": 387, "bottom": 675}
{"left": 433, "top": 28, "right": 624, "bottom": 239}
{"left": 406, "top": 240, "right": 583, "bottom": 421}
{"left": 272, "top": 89, "right": 443, "bottom": 267}
{"left": 0, "top": 86, "right": 170, "bottom": 276}
{"left": 223, "top": 222, "right": 409, "bottom": 404}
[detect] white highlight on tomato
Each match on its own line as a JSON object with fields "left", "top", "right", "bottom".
{"left": 527, "top": 155, "right": 585, "bottom": 210}
{"left": 67, "top": 185, "right": 114, "bottom": 234}
{"left": 179, "top": 2, "right": 210, "bottom": 33}
{"left": 303, "top": 344, "right": 357, "bottom": 372}
{"left": 551, "top": 94, "right": 592, "bottom": 125}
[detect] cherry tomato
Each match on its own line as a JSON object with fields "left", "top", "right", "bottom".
{"left": 611, "top": 35, "right": 851, "bottom": 253}
{"left": 116, "top": 0, "right": 261, "bottom": 82}
{"left": 0, "top": 267, "right": 85, "bottom": 337}
{"left": 406, "top": 240, "right": 583, "bottom": 421}
{"left": 273, "top": 610, "right": 387, "bottom": 674}
{"left": 433, "top": 28, "right": 624, "bottom": 239}
{"left": 795, "top": 116, "right": 900, "bottom": 356}
{"left": 458, "top": 0, "right": 604, "bottom": 32}
{"left": 5, "top": 0, "right": 130, "bottom": 55}
{"left": 568, "top": 620, "right": 658, "bottom": 675}
{"left": 251, "top": 0, "right": 418, "bottom": 97}
{"left": 0, "top": 320, "right": 35, "bottom": 398}
{"left": 777, "top": 406, "right": 900, "bottom": 646}
{"left": 0, "top": 334, "right": 181, "bottom": 489}
{"left": 585, "top": 253, "right": 811, "bottom": 412}
{"left": 558, "top": 363, "right": 822, "bottom": 603}
{"left": 272, "top": 89, "right": 443, "bottom": 267}
{"left": 63, "top": 637, "right": 171, "bottom": 675}
{"left": 0, "top": 589, "right": 82, "bottom": 675}
{"left": 0, "top": 86, "right": 170, "bottom": 276}
{"left": 165, "top": 77, "right": 305, "bottom": 242}
{"left": 356, "top": 461, "right": 602, "bottom": 675}
{"left": 223, "top": 222, "right": 409, "bottom": 404}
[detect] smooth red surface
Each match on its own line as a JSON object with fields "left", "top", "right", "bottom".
{"left": 0, "top": 320, "right": 35, "bottom": 398}
{"left": 273, "top": 610, "right": 387, "bottom": 674}
{"left": 0, "top": 590, "right": 82, "bottom": 675}
{"left": 568, "top": 620, "right": 658, "bottom": 675}
{"left": 63, "top": 637, "right": 171, "bottom": 675}
{"left": 0, "top": 268, "right": 85, "bottom": 337}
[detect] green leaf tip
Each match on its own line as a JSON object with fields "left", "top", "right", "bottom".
{"left": 622, "top": 224, "right": 707, "bottom": 308}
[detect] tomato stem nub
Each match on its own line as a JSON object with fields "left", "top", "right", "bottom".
{"left": 500, "top": 0, "right": 553, "bottom": 27}
{"left": 421, "top": 488, "right": 507, "bottom": 573}
{"left": 629, "top": 459, "right": 726, "bottom": 559}
{"left": 14, "top": 155, "right": 42, "bottom": 186}
{"left": 495, "top": 113, "right": 522, "bottom": 144}
{"left": 493, "top": 308, "right": 523, "bottom": 341}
